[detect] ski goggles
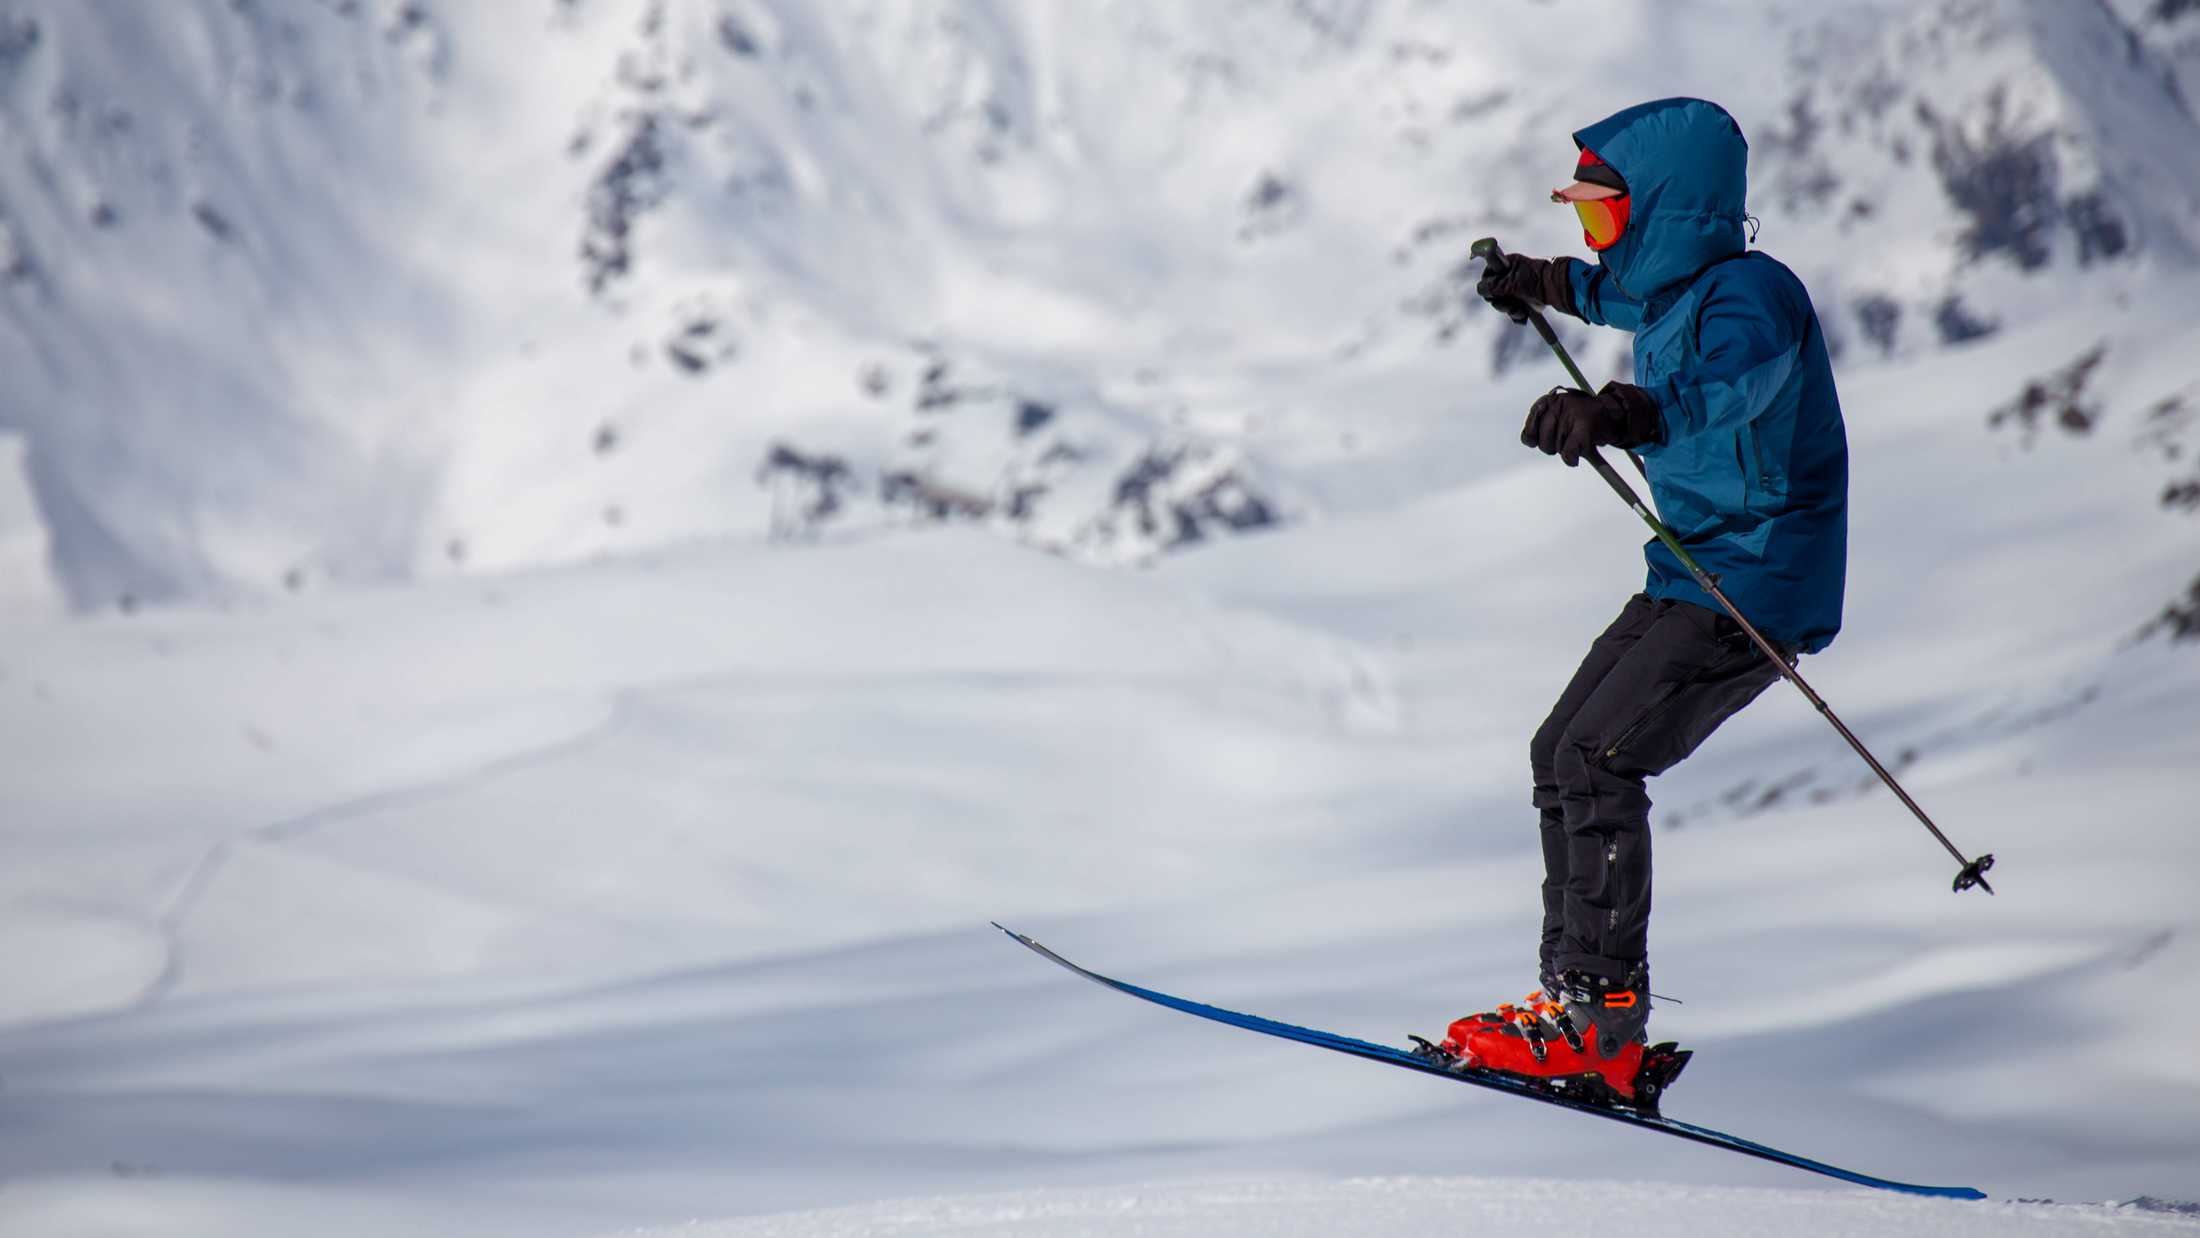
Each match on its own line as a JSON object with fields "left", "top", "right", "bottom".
{"left": 1567, "top": 192, "right": 1631, "bottom": 250}
{"left": 1554, "top": 148, "right": 1630, "bottom": 251}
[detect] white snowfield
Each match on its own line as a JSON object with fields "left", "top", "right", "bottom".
{"left": 1, "top": 0, "right": 2199, "bottom": 1236}
{"left": 613, "top": 1180, "right": 2200, "bottom": 1238}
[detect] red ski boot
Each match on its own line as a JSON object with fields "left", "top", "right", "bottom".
{"left": 1412, "top": 989, "right": 1692, "bottom": 1115}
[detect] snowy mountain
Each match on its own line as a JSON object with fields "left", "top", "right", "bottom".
{"left": 3, "top": 2, "right": 2200, "bottom": 1236}
{"left": 2, "top": 0, "right": 2196, "bottom": 605}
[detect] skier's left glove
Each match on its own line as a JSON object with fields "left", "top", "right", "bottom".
{"left": 1522, "top": 381, "right": 1662, "bottom": 466}
{"left": 1477, "top": 254, "right": 1580, "bottom": 323}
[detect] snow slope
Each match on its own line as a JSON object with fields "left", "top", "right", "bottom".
{"left": 5, "top": 301, "right": 2199, "bottom": 1232}
{"left": 615, "top": 1179, "right": 2200, "bottom": 1238}
{"left": 2, "top": 0, "right": 2200, "bottom": 1235}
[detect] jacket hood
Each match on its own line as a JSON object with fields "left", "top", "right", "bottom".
{"left": 1572, "top": 98, "right": 1749, "bottom": 306}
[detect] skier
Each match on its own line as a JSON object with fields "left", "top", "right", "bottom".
{"left": 1431, "top": 98, "right": 1849, "bottom": 1105}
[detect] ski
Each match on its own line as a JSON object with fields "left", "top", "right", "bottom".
{"left": 996, "top": 924, "right": 1985, "bottom": 1201}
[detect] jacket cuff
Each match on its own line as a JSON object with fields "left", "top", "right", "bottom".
{"left": 1541, "top": 257, "right": 1581, "bottom": 319}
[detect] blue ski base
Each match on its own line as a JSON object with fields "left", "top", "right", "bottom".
{"left": 996, "top": 924, "right": 1985, "bottom": 1201}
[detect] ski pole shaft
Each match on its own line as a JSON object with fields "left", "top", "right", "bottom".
{"left": 1469, "top": 239, "right": 1651, "bottom": 481}
{"left": 1471, "top": 237, "right": 1995, "bottom": 895}
{"left": 1578, "top": 446, "right": 1992, "bottom": 893}
{"left": 1530, "top": 309, "right": 1594, "bottom": 393}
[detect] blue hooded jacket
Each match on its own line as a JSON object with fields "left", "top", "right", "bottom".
{"left": 1564, "top": 98, "right": 1847, "bottom": 652}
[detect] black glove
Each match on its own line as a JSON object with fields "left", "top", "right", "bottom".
{"left": 1476, "top": 254, "right": 1580, "bottom": 323}
{"left": 1522, "top": 382, "right": 1661, "bottom": 466}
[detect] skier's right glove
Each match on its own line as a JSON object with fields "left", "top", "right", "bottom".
{"left": 1477, "top": 254, "right": 1580, "bottom": 322}
{"left": 1522, "top": 381, "right": 1662, "bottom": 466}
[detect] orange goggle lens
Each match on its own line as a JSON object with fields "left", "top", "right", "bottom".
{"left": 1572, "top": 195, "right": 1631, "bottom": 250}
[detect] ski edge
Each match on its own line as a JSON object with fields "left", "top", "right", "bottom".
{"left": 993, "top": 924, "right": 1987, "bottom": 1202}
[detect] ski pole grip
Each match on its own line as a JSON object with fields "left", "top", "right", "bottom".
{"left": 1469, "top": 238, "right": 1531, "bottom": 326}
{"left": 1474, "top": 237, "right": 1597, "bottom": 390}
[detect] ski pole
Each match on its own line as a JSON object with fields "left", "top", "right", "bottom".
{"left": 1471, "top": 238, "right": 1995, "bottom": 896}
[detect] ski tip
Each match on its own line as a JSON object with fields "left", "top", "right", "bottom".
{"left": 1877, "top": 1185, "right": 1989, "bottom": 1200}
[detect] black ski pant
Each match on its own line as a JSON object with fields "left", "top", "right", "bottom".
{"left": 1530, "top": 593, "right": 1792, "bottom": 987}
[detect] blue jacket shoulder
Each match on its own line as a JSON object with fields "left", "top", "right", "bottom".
{"left": 1697, "top": 253, "right": 1811, "bottom": 322}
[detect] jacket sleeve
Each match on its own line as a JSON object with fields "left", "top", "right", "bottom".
{"left": 1645, "top": 266, "right": 1806, "bottom": 443}
{"left": 1569, "top": 261, "right": 1644, "bottom": 331}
